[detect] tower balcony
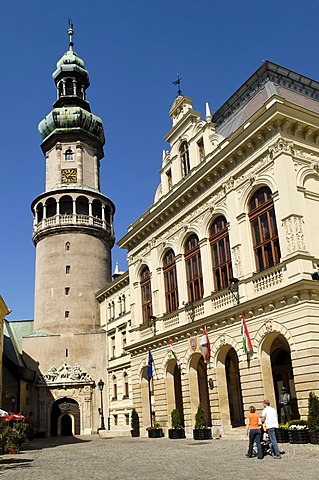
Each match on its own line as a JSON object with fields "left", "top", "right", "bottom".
{"left": 31, "top": 191, "right": 115, "bottom": 246}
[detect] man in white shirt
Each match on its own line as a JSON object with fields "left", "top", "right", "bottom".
{"left": 261, "top": 399, "right": 281, "bottom": 458}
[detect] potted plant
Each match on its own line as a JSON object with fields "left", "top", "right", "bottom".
{"left": 276, "top": 423, "right": 289, "bottom": 443}
{"left": 193, "top": 403, "right": 212, "bottom": 440}
{"left": 308, "top": 391, "right": 319, "bottom": 445}
{"left": 168, "top": 409, "right": 186, "bottom": 439}
{"left": 130, "top": 408, "right": 140, "bottom": 438}
{"left": 147, "top": 422, "right": 164, "bottom": 438}
{"left": 288, "top": 419, "right": 309, "bottom": 444}
{"left": 0, "top": 421, "right": 27, "bottom": 453}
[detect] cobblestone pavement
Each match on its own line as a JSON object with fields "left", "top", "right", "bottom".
{"left": 0, "top": 434, "right": 318, "bottom": 480}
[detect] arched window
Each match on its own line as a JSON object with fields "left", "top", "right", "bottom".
{"left": 46, "top": 198, "right": 57, "bottom": 218}
{"left": 76, "top": 196, "right": 89, "bottom": 216}
{"left": 65, "top": 242, "right": 70, "bottom": 251}
{"left": 65, "top": 79, "right": 73, "bottom": 96}
{"left": 123, "top": 373, "right": 129, "bottom": 398}
{"left": 210, "top": 216, "right": 233, "bottom": 291}
{"left": 180, "top": 141, "right": 190, "bottom": 177}
{"left": 184, "top": 234, "right": 204, "bottom": 302}
{"left": 163, "top": 250, "right": 179, "bottom": 313}
{"left": 112, "top": 375, "right": 117, "bottom": 400}
{"left": 140, "top": 266, "right": 153, "bottom": 324}
{"left": 60, "top": 196, "right": 73, "bottom": 215}
{"left": 64, "top": 149, "right": 74, "bottom": 161}
{"left": 92, "top": 200, "right": 102, "bottom": 219}
{"left": 249, "top": 186, "right": 281, "bottom": 272}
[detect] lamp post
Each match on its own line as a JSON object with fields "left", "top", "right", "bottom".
{"left": 97, "top": 379, "right": 105, "bottom": 430}
{"left": 229, "top": 277, "right": 240, "bottom": 304}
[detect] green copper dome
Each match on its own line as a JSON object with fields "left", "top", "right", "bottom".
{"left": 38, "top": 107, "right": 105, "bottom": 144}
{"left": 53, "top": 49, "right": 89, "bottom": 88}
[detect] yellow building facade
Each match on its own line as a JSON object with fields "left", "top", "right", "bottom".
{"left": 98, "top": 61, "right": 319, "bottom": 436}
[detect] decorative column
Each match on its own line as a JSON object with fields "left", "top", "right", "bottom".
{"left": 76, "top": 141, "right": 83, "bottom": 184}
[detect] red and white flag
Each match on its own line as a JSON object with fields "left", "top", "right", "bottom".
{"left": 199, "top": 326, "right": 210, "bottom": 363}
{"left": 241, "top": 312, "right": 253, "bottom": 353}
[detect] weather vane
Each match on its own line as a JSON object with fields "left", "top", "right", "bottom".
{"left": 173, "top": 74, "right": 182, "bottom": 97}
{"left": 68, "top": 18, "right": 74, "bottom": 49}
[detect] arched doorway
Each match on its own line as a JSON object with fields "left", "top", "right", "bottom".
{"left": 51, "top": 398, "right": 80, "bottom": 436}
{"left": 270, "top": 336, "right": 299, "bottom": 420}
{"left": 166, "top": 360, "right": 184, "bottom": 426}
{"left": 225, "top": 348, "right": 245, "bottom": 427}
{"left": 189, "top": 353, "right": 211, "bottom": 427}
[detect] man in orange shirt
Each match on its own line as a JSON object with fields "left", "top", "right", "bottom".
{"left": 246, "top": 405, "right": 263, "bottom": 459}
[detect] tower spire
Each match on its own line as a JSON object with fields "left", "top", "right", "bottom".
{"left": 68, "top": 18, "right": 74, "bottom": 51}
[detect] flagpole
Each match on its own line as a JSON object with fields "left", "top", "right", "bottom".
{"left": 148, "top": 377, "right": 153, "bottom": 428}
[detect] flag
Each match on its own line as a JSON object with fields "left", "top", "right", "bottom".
{"left": 169, "top": 338, "right": 181, "bottom": 368}
{"left": 241, "top": 312, "right": 253, "bottom": 353}
{"left": 199, "top": 326, "right": 210, "bottom": 363}
{"left": 147, "top": 349, "right": 153, "bottom": 378}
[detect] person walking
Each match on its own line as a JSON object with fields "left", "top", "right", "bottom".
{"left": 246, "top": 405, "right": 263, "bottom": 459}
{"left": 261, "top": 399, "right": 281, "bottom": 459}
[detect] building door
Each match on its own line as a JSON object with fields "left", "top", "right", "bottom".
{"left": 197, "top": 357, "right": 211, "bottom": 426}
{"left": 51, "top": 398, "right": 80, "bottom": 436}
{"left": 225, "top": 348, "right": 245, "bottom": 427}
{"left": 271, "top": 339, "right": 299, "bottom": 421}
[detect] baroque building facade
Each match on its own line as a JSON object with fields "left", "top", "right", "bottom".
{"left": 98, "top": 61, "right": 319, "bottom": 436}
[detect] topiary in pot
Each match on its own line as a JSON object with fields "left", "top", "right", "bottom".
{"left": 169, "top": 409, "right": 185, "bottom": 439}
{"left": 308, "top": 391, "right": 319, "bottom": 444}
{"left": 131, "top": 408, "right": 140, "bottom": 437}
{"left": 193, "top": 404, "right": 212, "bottom": 440}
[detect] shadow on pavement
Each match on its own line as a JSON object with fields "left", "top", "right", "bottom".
{"left": 0, "top": 457, "right": 34, "bottom": 472}
{"left": 22, "top": 434, "right": 93, "bottom": 451}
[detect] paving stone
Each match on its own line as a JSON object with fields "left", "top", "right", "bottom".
{"left": 0, "top": 434, "right": 318, "bottom": 479}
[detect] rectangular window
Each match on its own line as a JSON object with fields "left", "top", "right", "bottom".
{"left": 66, "top": 265, "right": 70, "bottom": 274}
{"left": 65, "top": 287, "right": 70, "bottom": 295}
{"left": 125, "top": 414, "right": 130, "bottom": 426}
{"left": 65, "top": 311, "right": 69, "bottom": 318}
{"left": 65, "top": 349, "right": 68, "bottom": 357}
{"left": 114, "top": 415, "right": 118, "bottom": 426}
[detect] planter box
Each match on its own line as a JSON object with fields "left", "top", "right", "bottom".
{"left": 288, "top": 430, "right": 309, "bottom": 444}
{"left": 309, "top": 431, "right": 319, "bottom": 445}
{"left": 193, "top": 428, "right": 212, "bottom": 441}
{"left": 131, "top": 429, "right": 140, "bottom": 438}
{"left": 168, "top": 428, "right": 186, "bottom": 439}
{"left": 276, "top": 429, "right": 289, "bottom": 443}
{"left": 148, "top": 428, "right": 164, "bottom": 438}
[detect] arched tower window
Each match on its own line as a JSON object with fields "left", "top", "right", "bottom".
{"left": 65, "top": 242, "right": 70, "bottom": 251}
{"left": 92, "top": 200, "right": 102, "bottom": 219}
{"left": 46, "top": 198, "right": 57, "bottom": 218}
{"left": 180, "top": 141, "right": 190, "bottom": 177}
{"left": 210, "top": 215, "right": 233, "bottom": 291}
{"left": 140, "top": 266, "right": 153, "bottom": 324}
{"left": 76, "top": 196, "right": 89, "bottom": 216}
{"left": 60, "top": 196, "right": 73, "bottom": 215}
{"left": 163, "top": 250, "right": 179, "bottom": 313}
{"left": 65, "top": 79, "right": 74, "bottom": 96}
{"left": 249, "top": 186, "right": 281, "bottom": 272}
{"left": 37, "top": 203, "right": 43, "bottom": 222}
{"left": 184, "top": 234, "right": 203, "bottom": 302}
{"left": 64, "top": 149, "right": 74, "bottom": 161}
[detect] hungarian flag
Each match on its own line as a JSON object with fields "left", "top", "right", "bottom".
{"left": 147, "top": 349, "right": 153, "bottom": 379}
{"left": 199, "top": 326, "right": 210, "bottom": 363}
{"left": 241, "top": 312, "right": 253, "bottom": 353}
{"left": 169, "top": 338, "right": 181, "bottom": 368}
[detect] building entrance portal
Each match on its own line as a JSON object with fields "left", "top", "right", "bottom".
{"left": 51, "top": 398, "right": 80, "bottom": 437}
{"left": 197, "top": 357, "right": 211, "bottom": 427}
{"left": 226, "top": 348, "right": 245, "bottom": 427}
{"left": 270, "top": 337, "right": 299, "bottom": 421}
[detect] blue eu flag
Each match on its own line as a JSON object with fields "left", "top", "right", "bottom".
{"left": 147, "top": 350, "right": 153, "bottom": 379}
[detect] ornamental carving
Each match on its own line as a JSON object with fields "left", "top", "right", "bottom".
{"left": 232, "top": 245, "right": 242, "bottom": 276}
{"left": 265, "top": 320, "right": 273, "bottom": 333}
{"left": 268, "top": 138, "right": 294, "bottom": 159}
{"left": 282, "top": 215, "right": 306, "bottom": 253}
{"left": 38, "top": 362, "right": 94, "bottom": 385}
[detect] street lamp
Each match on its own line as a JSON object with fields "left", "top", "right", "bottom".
{"left": 229, "top": 277, "right": 240, "bottom": 304}
{"left": 97, "top": 379, "right": 105, "bottom": 430}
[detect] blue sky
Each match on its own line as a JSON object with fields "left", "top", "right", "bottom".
{"left": 1, "top": 0, "right": 319, "bottom": 320}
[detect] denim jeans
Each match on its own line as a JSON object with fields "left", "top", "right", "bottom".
{"left": 248, "top": 429, "right": 263, "bottom": 459}
{"left": 267, "top": 428, "right": 281, "bottom": 457}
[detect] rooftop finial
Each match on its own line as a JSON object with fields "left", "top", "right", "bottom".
{"left": 173, "top": 74, "right": 183, "bottom": 97}
{"left": 68, "top": 18, "right": 74, "bottom": 51}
